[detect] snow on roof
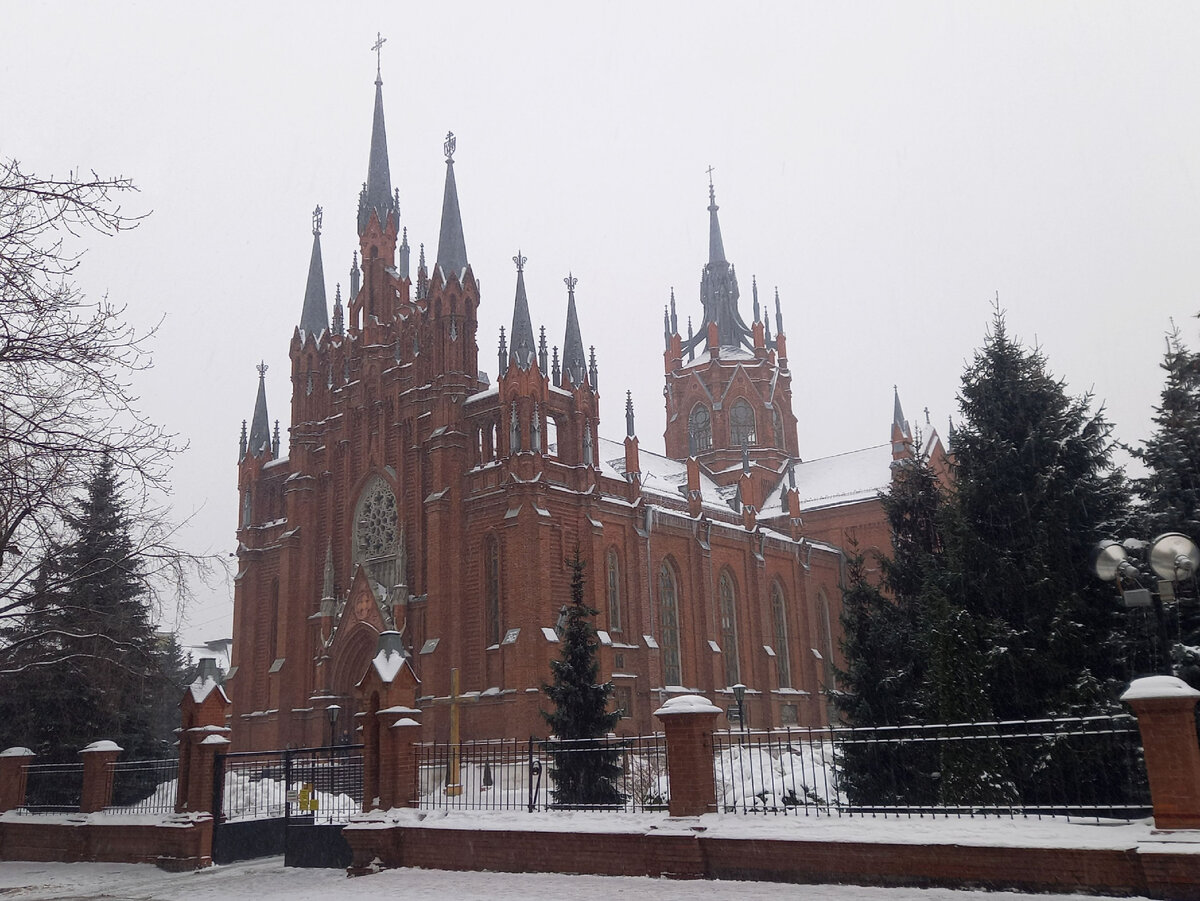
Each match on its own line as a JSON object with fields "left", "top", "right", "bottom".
{"left": 371, "top": 648, "right": 409, "bottom": 684}
{"left": 81, "top": 740, "right": 123, "bottom": 753}
{"left": 761, "top": 443, "right": 894, "bottom": 513}
{"left": 0, "top": 747, "right": 34, "bottom": 757}
{"left": 681, "top": 345, "right": 757, "bottom": 369}
{"left": 189, "top": 676, "right": 229, "bottom": 705}
{"left": 596, "top": 438, "right": 730, "bottom": 515}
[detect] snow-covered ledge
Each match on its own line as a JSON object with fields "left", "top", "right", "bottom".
{"left": 1120, "top": 675, "right": 1200, "bottom": 702}
{"left": 652, "top": 694, "right": 721, "bottom": 717}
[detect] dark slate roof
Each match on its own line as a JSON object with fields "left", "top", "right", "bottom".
{"left": 509, "top": 262, "right": 536, "bottom": 371}
{"left": 247, "top": 367, "right": 271, "bottom": 457}
{"left": 358, "top": 79, "right": 399, "bottom": 235}
{"left": 299, "top": 230, "right": 328, "bottom": 336}
{"left": 560, "top": 280, "right": 587, "bottom": 388}
{"left": 435, "top": 158, "right": 468, "bottom": 277}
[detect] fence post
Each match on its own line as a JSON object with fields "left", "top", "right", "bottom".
{"left": 1121, "top": 675, "right": 1200, "bottom": 829}
{"left": 0, "top": 747, "right": 34, "bottom": 811}
{"left": 79, "top": 740, "right": 123, "bottom": 813}
{"left": 654, "top": 694, "right": 721, "bottom": 817}
{"left": 185, "top": 735, "right": 230, "bottom": 814}
{"left": 379, "top": 709, "right": 421, "bottom": 809}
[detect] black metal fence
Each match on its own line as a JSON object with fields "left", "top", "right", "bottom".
{"left": 21, "top": 762, "right": 84, "bottom": 812}
{"left": 103, "top": 758, "right": 179, "bottom": 815}
{"left": 416, "top": 734, "right": 669, "bottom": 812}
{"left": 214, "top": 745, "right": 364, "bottom": 825}
{"left": 714, "top": 714, "right": 1151, "bottom": 821}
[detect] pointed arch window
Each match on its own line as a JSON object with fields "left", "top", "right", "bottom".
{"left": 817, "top": 589, "right": 836, "bottom": 691}
{"left": 659, "top": 561, "right": 682, "bottom": 686}
{"left": 719, "top": 571, "right": 740, "bottom": 687}
{"left": 484, "top": 535, "right": 501, "bottom": 647}
{"left": 606, "top": 549, "right": 622, "bottom": 634}
{"left": 730, "top": 399, "right": 756, "bottom": 447}
{"left": 688, "top": 404, "right": 712, "bottom": 453}
{"left": 771, "top": 582, "right": 791, "bottom": 688}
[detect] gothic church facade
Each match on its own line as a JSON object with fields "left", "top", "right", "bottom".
{"left": 227, "top": 66, "right": 944, "bottom": 749}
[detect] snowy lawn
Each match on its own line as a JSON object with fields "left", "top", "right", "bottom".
{"left": 0, "top": 858, "right": 1155, "bottom": 900}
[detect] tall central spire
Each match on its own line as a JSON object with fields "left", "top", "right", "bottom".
{"left": 358, "top": 34, "right": 399, "bottom": 237}
{"left": 682, "top": 176, "right": 752, "bottom": 355}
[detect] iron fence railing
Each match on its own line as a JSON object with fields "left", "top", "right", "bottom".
{"left": 214, "top": 745, "right": 364, "bottom": 825}
{"left": 20, "top": 762, "right": 84, "bottom": 813}
{"left": 103, "top": 757, "right": 179, "bottom": 815}
{"left": 714, "top": 714, "right": 1151, "bottom": 822}
{"left": 417, "top": 734, "right": 669, "bottom": 812}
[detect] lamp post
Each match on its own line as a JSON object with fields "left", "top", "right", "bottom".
{"left": 326, "top": 704, "right": 341, "bottom": 748}
{"left": 1091, "top": 532, "right": 1200, "bottom": 676}
{"left": 731, "top": 683, "right": 747, "bottom": 736}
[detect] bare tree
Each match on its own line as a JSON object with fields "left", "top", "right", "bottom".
{"left": 0, "top": 158, "right": 210, "bottom": 651}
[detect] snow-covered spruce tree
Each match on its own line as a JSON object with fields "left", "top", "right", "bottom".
{"left": 541, "top": 549, "right": 623, "bottom": 807}
{"left": 0, "top": 460, "right": 187, "bottom": 763}
{"left": 946, "top": 308, "right": 1130, "bottom": 720}
{"left": 1133, "top": 320, "right": 1200, "bottom": 539}
{"left": 1132, "top": 318, "right": 1200, "bottom": 686}
{"left": 834, "top": 540, "right": 933, "bottom": 804}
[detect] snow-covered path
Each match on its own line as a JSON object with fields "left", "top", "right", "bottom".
{"left": 0, "top": 859, "right": 1152, "bottom": 901}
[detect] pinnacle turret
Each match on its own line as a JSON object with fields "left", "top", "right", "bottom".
{"left": 435, "top": 131, "right": 469, "bottom": 279}
{"left": 560, "top": 274, "right": 586, "bottom": 388}
{"left": 682, "top": 177, "right": 753, "bottom": 355}
{"left": 298, "top": 206, "right": 328, "bottom": 337}
{"left": 246, "top": 362, "right": 271, "bottom": 459}
{"left": 508, "top": 253, "right": 536, "bottom": 371}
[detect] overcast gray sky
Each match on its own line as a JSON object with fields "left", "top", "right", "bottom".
{"left": 3, "top": 2, "right": 1198, "bottom": 647}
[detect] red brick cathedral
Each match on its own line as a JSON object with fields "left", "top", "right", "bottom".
{"left": 228, "top": 65, "right": 946, "bottom": 750}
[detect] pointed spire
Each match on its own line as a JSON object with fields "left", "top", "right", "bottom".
{"left": 435, "top": 131, "right": 469, "bottom": 278}
{"left": 358, "top": 41, "right": 399, "bottom": 237}
{"left": 509, "top": 252, "right": 536, "bottom": 370}
{"left": 498, "top": 326, "right": 507, "bottom": 376}
{"left": 551, "top": 346, "right": 560, "bottom": 385}
{"left": 774, "top": 287, "right": 784, "bottom": 336}
{"left": 663, "top": 305, "right": 670, "bottom": 348}
{"left": 588, "top": 345, "right": 598, "bottom": 391}
{"left": 893, "top": 384, "right": 910, "bottom": 437}
{"left": 538, "top": 325, "right": 548, "bottom": 373}
{"left": 561, "top": 273, "right": 586, "bottom": 387}
{"left": 670, "top": 292, "right": 678, "bottom": 334}
{"left": 272, "top": 420, "right": 281, "bottom": 457}
{"left": 247, "top": 362, "right": 271, "bottom": 458}
{"left": 752, "top": 276, "right": 760, "bottom": 323}
{"left": 299, "top": 206, "right": 328, "bottom": 337}
{"left": 707, "top": 168, "right": 726, "bottom": 264}
{"left": 349, "top": 251, "right": 360, "bottom": 301}
{"left": 417, "top": 243, "right": 428, "bottom": 299}
{"left": 398, "top": 227, "right": 410, "bottom": 280}
{"left": 625, "top": 390, "right": 636, "bottom": 438}
{"left": 332, "top": 283, "right": 344, "bottom": 336}
{"left": 238, "top": 419, "right": 247, "bottom": 461}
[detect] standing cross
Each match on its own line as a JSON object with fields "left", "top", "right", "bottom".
{"left": 312, "top": 205, "right": 323, "bottom": 237}
{"left": 372, "top": 32, "right": 387, "bottom": 80}
{"left": 706, "top": 165, "right": 715, "bottom": 186}
{"left": 256, "top": 360, "right": 269, "bottom": 378}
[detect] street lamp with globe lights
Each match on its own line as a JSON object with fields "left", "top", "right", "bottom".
{"left": 1091, "top": 532, "right": 1200, "bottom": 676}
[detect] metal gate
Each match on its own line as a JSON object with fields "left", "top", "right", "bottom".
{"left": 212, "top": 745, "right": 364, "bottom": 867}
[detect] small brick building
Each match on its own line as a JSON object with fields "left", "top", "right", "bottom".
{"left": 226, "top": 64, "right": 947, "bottom": 750}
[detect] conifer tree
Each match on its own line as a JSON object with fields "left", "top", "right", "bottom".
{"left": 0, "top": 460, "right": 187, "bottom": 762}
{"left": 1133, "top": 320, "right": 1200, "bottom": 539}
{"left": 542, "top": 548, "right": 623, "bottom": 807}
{"left": 946, "top": 309, "right": 1130, "bottom": 719}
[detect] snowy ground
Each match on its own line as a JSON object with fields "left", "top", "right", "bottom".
{"left": 0, "top": 858, "right": 1155, "bottom": 901}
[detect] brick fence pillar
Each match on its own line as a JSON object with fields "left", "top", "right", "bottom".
{"left": 378, "top": 708, "right": 421, "bottom": 810}
{"left": 654, "top": 695, "right": 721, "bottom": 817}
{"left": 1122, "top": 675, "right": 1200, "bottom": 829}
{"left": 186, "top": 734, "right": 230, "bottom": 815}
{"left": 0, "top": 747, "right": 35, "bottom": 811}
{"left": 79, "top": 740, "right": 123, "bottom": 813}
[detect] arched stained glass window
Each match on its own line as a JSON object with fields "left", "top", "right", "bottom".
{"left": 688, "top": 404, "right": 712, "bottom": 453}
{"left": 659, "top": 561, "right": 682, "bottom": 686}
{"left": 606, "top": 549, "right": 622, "bottom": 634}
{"left": 730, "top": 399, "right": 756, "bottom": 447}
{"left": 485, "top": 536, "right": 501, "bottom": 647}
{"left": 719, "top": 571, "right": 740, "bottom": 687}
{"left": 771, "top": 582, "right": 791, "bottom": 688}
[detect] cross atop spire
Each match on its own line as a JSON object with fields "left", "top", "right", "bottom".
{"left": 372, "top": 32, "right": 387, "bottom": 84}
{"left": 256, "top": 361, "right": 268, "bottom": 378}
{"left": 513, "top": 251, "right": 527, "bottom": 273}
{"left": 444, "top": 131, "right": 456, "bottom": 160}
{"left": 312, "top": 205, "right": 323, "bottom": 237}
